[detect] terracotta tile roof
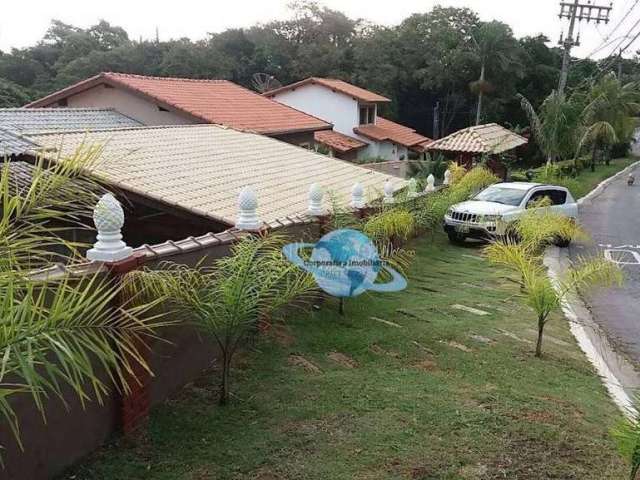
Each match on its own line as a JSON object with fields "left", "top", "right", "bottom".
{"left": 427, "top": 123, "right": 528, "bottom": 154}
{"left": 264, "top": 77, "right": 390, "bottom": 103}
{"left": 314, "top": 130, "right": 367, "bottom": 153}
{"left": 26, "top": 73, "right": 331, "bottom": 136}
{"left": 354, "top": 117, "right": 432, "bottom": 149}
{"left": 28, "top": 124, "right": 406, "bottom": 226}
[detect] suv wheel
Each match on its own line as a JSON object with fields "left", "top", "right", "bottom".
{"left": 447, "top": 231, "right": 466, "bottom": 245}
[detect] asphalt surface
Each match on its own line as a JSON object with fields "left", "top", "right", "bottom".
{"left": 570, "top": 162, "right": 640, "bottom": 365}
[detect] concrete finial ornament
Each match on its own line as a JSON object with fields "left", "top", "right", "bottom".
{"left": 351, "top": 182, "right": 365, "bottom": 209}
{"left": 443, "top": 169, "right": 452, "bottom": 185}
{"left": 86, "top": 193, "right": 133, "bottom": 262}
{"left": 425, "top": 174, "right": 436, "bottom": 193}
{"left": 236, "top": 186, "right": 262, "bottom": 231}
{"left": 308, "top": 183, "right": 324, "bottom": 216}
{"left": 383, "top": 179, "right": 395, "bottom": 204}
{"left": 407, "top": 177, "right": 419, "bottom": 198}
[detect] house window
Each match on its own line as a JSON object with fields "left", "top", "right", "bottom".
{"left": 359, "top": 105, "right": 376, "bottom": 125}
{"left": 58, "top": 98, "right": 68, "bottom": 107}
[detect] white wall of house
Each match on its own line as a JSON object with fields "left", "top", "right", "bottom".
{"left": 357, "top": 141, "right": 407, "bottom": 161}
{"left": 65, "top": 85, "right": 194, "bottom": 126}
{"left": 270, "top": 84, "right": 359, "bottom": 138}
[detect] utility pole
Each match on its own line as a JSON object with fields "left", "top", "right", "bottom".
{"left": 618, "top": 48, "right": 624, "bottom": 79}
{"left": 432, "top": 102, "right": 440, "bottom": 140}
{"left": 558, "top": 0, "right": 613, "bottom": 95}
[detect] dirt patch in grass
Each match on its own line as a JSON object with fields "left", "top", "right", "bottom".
{"left": 270, "top": 324, "right": 296, "bottom": 347}
{"left": 413, "top": 358, "right": 438, "bottom": 372}
{"left": 288, "top": 354, "right": 321, "bottom": 373}
{"left": 327, "top": 351, "right": 359, "bottom": 368}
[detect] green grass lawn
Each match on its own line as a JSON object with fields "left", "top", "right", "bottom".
{"left": 62, "top": 234, "right": 627, "bottom": 480}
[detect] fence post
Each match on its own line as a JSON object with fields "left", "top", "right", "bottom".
{"left": 383, "top": 179, "right": 395, "bottom": 204}
{"left": 87, "top": 193, "right": 149, "bottom": 435}
{"left": 236, "top": 187, "right": 262, "bottom": 231}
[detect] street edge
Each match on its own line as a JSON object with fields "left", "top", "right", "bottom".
{"left": 577, "top": 159, "right": 640, "bottom": 206}
{"left": 544, "top": 158, "right": 640, "bottom": 417}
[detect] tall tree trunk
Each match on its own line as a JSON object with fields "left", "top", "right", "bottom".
{"left": 591, "top": 142, "right": 597, "bottom": 172}
{"left": 339, "top": 297, "right": 345, "bottom": 316}
{"left": 219, "top": 352, "right": 231, "bottom": 406}
{"left": 535, "top": 316, "right": 545, "bottom": 358}
{"left": 475, "top": 63, "right": 486, "bottom": 126}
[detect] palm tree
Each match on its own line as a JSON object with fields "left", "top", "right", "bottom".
{"left": 485, "top": 240, "right": 622, "bottom": 357}
{"left": 485, "top": 208, "right": 621, "bottom": 357}
{"left": 0, "top": 152, "right": 167, "bottom": 457}
{"left": 124, "top": 233, "right": 316, "bottom": 405}
{"left": 612, "top": 398, "right": 640, "bottom": 480}
{"left": 577, "top": 74, "right": 640, "bottom": 171}
{"left": 518, "top": 91, "right": 583, "bottom": 165}
{"left": 470, "top": 21, "right": 522, "bottom": 125}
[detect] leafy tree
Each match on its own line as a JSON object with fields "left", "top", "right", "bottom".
{"left": 577, "top": 74, "right": 640, "bottom": 170}
{"left": 518, "top": 91, "right": 583, "bottom": 164}
{"left": 470, "top": 21, "right": 523, "bottom": 125}
{"left": 0, "top": 77, "right": 31, "bottom": 107}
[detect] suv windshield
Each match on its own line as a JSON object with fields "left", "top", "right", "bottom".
{"left": 472, "top": 185, "right": 527, "bottom": 206}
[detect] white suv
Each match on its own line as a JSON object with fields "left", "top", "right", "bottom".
{"left": 443, "top": 182, "right": 578, "bottom": 245}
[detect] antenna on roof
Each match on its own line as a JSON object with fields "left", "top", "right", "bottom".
{"left": 155, "top": 26, "right": 159, "bottom": 43}
{"left": 252, "top": 73, "right": 282, "bottom": 93}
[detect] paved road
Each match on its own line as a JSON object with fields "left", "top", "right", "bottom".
{"left": 570, "top": 162, "right": 640, "bottom": 364}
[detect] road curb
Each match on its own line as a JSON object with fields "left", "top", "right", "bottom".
{"left": 544, "top": 158, "right": 640, "bottom": 417}
{"left": 577, "top": 159, "right": 640, "bottom": 206}
{"left": 544, "top": 246, "right": 638, "bottom": 417}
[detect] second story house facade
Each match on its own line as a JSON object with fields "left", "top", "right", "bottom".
{"left": 264, "top": 77, "right": 431, "bottom": 162}
{"left": 25, "top": 73, "right": 332, "bottom": 147}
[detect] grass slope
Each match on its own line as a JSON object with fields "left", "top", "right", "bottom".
{"left": 63, "top": 235, "right": 626, "bottom": 480}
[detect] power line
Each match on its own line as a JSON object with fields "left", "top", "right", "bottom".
{"left": 557, "top": 0, "right": 614, "bottom": 95}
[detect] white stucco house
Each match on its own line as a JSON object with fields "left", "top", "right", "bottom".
{"left": 264, "top": 77, "right": 431, "bottom": 161}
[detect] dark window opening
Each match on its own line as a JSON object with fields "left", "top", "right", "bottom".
{"left": 58, "top": 98, "right": 68, "bottom": 107}
{"left": 359, "top": 105, "right": 375, "bottom": 125}
{"left": 528, "top": 189, "right": 567, "bottom": 206}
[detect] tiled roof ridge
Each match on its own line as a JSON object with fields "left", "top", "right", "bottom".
{"left": 0, "top": 107, "right": 122, "bottom": 112}
{"left": 103, "top": 72, "right": 231, "bottom": 84}
{"left": 23, "top": 123, "right": 233, "bottom": 138}
{"left": 265, "top": 76, "right": 391, "bottom": 103}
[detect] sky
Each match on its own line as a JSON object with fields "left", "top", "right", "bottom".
{"left": 0, "top": 0, "right": 638, "bottom": 59}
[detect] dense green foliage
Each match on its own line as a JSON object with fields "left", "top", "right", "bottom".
{"left": 0, "top": 2, "right": 623, "bottom": 137}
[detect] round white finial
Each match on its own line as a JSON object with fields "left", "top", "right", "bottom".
{"left": 425, "top": 174, "right": 436, "bottom": 193}
{"left": 443, "top": 169, "right": 452, "bottom": 185}
{"left": 407, "top": 177, "right": 419, "bottom": 198}
{"left": 351, "top": 182, "right": 365, "bottom": 209}
{"left": 308, "top": 183, "right": 324, "bottom": 216}
{"left": 93, "top": 193, "right": 125, "bottom": 232}
{"left": 236, "top": 186, "right": 261, "bottom": 231}
{"left": 87, "top": 193, "right": 133, "bottom": 263}
{"left": 383, "top": 179, "right": 395, "bottom": 204}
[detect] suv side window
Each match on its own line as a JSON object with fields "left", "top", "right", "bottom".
{"left": 527, "top": 189, "right": 567, "bottom": 207}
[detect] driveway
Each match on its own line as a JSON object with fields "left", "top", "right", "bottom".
{"left": 570, "top": 161, "right": 640, "bottom": 364}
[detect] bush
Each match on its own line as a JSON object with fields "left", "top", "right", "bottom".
{"left": 363, "top": 208, "right": 415, "bottom": 243}
{"left": 448, "top": 167, "right": 500, "bottom": 204}
{"left": 409, "top": 166, "right": 499, "bottom": 232}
